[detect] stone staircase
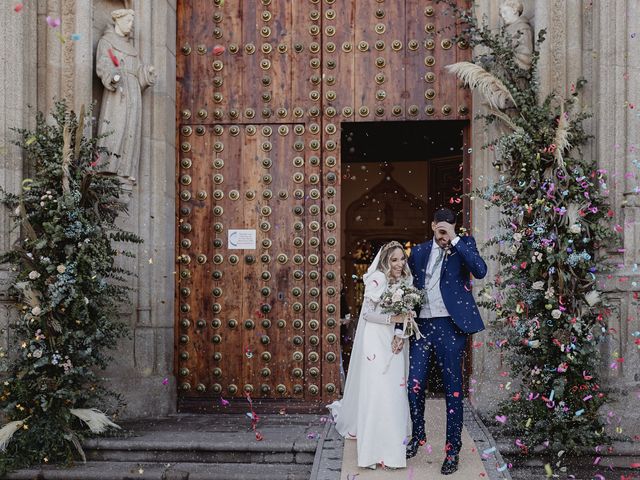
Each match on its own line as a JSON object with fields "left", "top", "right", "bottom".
{"left": 6, "top": 414, "right": 330, "bottom": 480}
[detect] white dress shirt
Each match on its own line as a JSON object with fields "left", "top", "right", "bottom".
{"left": 419, "top": 236, "right": 460, "bottom": 318}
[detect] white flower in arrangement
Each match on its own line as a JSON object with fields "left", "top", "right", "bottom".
{"left": 513, "top": 232, "right": 522, "bottom": 242}
{"left": 509, "top": 244, "right": 520, "bottom": 255}
{"left": 56, "top": 264, "right": 66, "bottom": 274}
{"left": 28, "top": 271, "right": 40, "bottom": 280}
{"left": 31, "top": 306, "right": 42, "bottom": 316}
{"left": 585, "top": 290, "right": 601, "bottom": 307}
{"left": 544, "top": 286, "right": 555, "bottom": 299}
{"left": 531, "top": 251, "right": 543, "bottom": 263}
{"left": 391, "top": 288, "right": 404, "bottom": 303}
{"left": 32, "top": 349, "right": 43, "bottom": 359}
{"left": 84, "top": 297, "right": 89, "bottom": 305}
{"left": 551, "top": 309, "right": 562, "bottom": 319}
{"left": 532, "top": 281, "right": 545, "bottom": 290}
{"left": 569, "top": 223, "right": 582, "bottom": 234}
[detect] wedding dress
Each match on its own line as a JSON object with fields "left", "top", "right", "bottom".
{"left": 328, "top": 256, "right": 411, "bottom": 468}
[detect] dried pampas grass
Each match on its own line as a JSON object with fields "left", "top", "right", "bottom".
{"left": 0, "top": 419, "right": 27, "bottom": 452}
{"left": 446, "top": 62, "right": 516, "bottom": 110}
{"left": 70, "top": 408, "right": 121, "bottom": 434}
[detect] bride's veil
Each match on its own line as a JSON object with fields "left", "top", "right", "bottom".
{"left": 327, "top": 249, "right": 383, "bottom": 436}
{"left": 327, "top": 243, "right": 413, "bottom": 438}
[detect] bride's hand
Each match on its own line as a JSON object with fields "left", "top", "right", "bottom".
{"left": 391, "top": 312, "right": 409, "bottom": 323}
{"left": 391, "top": 335, "right": 404, "bottom": 354}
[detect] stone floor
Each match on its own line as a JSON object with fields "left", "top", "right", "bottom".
{"left": 333, "top": 399, "right": 512, "bottom": 480}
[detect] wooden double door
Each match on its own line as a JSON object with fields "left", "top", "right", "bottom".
{"left": 175, "top": 0, "right": 471, "bottom": 410}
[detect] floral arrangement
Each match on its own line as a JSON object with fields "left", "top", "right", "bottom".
{"left": 380, "top": 282, "right": 424, "bottom": 338}
{"left": 379, "top": 282, "right": 424, "bottom": 316}
{"left": 442, "top": 0, "right": 618, "bottom": 461}
{"left": 0, "top": 101, "right": 141, "bottom": 473}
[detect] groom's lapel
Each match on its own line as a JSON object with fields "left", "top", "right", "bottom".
{"left": 422, "top": 240, "right": 433, "bottom": 287}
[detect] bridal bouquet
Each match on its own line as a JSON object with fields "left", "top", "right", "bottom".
{"left": 380, "top": 283, "right": 424, "bottom": 338}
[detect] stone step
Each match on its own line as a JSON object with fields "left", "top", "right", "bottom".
{"left": 5, "top": 461, "right": 311, "bottom": 480}
{"left": 83, "top": 429, "right": 316, "bottom": 464}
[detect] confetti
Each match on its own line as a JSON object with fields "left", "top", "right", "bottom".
{"left": 21, "top": 178, "right": 33, "bottom": 191}
{"left": 495, "top": 415, "right": 507, "bottom": 424}
{"left": 162, "top": 378, "right": 168, "bottom": 385}
{"left": 71, "top": 33, "right": 81, "bottom": 41}
{"left": 14, "top": 3, "right": 23, "bottom": 13}
{"left": 220, "top": 397, "right": 229, "bottom": 406}
{"left": 46, "top": 16, "right": 61, "bottom": 28}
{"left": 107, "top": 48, "right": 120, "bottom": 67}
{"left": 212, "top": 45, "right": 225, "bottom": 55}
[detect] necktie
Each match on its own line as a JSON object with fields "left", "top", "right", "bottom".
{"left": 425, "top": 247, "right": 444, "bottom": 288}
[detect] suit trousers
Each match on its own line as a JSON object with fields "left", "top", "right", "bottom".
{"left": 408, "top": 316, "right": 467, "bottom": 455}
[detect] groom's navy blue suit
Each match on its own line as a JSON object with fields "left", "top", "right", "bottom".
{"left": 407, "top": 236, "right": 487, "bottom": 455}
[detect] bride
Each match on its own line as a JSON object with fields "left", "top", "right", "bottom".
{"left": 328, "top": 241, "right": 412, "bottom": 469}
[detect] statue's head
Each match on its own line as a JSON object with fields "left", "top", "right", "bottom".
{"left": 500, "top": 0, "right": 524, "bottom": 25}
{"left": 112, "top": 9, "right": 135, "bottom": 36}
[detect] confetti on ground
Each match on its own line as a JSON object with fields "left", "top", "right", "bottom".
{"left": 161, "top": 378, "right": 168, "bottom": 385}
{"left": 14, "top": 3, "right": 23, "bottom": 13}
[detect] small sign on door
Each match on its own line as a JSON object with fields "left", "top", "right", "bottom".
{"left": 228, "top": 229, "right": 256, "bottom": 250}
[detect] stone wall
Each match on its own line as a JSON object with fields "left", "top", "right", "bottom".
{"left": 470, "top": 0, "right": 640, "bottom": 438}
{"left": 0, "top": 0, "right": 178, "bottom": 418}
{"left": 1, "top": 0, "right": 637, "bottom": 427}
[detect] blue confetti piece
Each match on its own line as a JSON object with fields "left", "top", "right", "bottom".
{"left": 575, "top": 409, "right": 585, "bottom": 416}
{"left": 483, "top": 446, "right": 496, "bottom": 454}
{"left": 71, "top": 33, "right": 81, "bottom": 41}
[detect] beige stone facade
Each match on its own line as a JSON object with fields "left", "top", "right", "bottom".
{"left": 1, "top": 0, "right": 638, "bottom": 437}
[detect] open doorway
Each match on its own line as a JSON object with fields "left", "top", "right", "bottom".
{"left": 339, "top": 120, "right": 470, "bottom": 391}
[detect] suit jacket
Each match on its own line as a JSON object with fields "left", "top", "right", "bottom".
{"left": 408, "top": 236, "right": 487, "bottom": 334}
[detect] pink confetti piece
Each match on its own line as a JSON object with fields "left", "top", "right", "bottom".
{"left": 161, "top": 377, "right": 168, "bottom": 385}
{"left": 220, "top": 397, "right": 229, "bottom": 406}
{"left": 14, "top": 3, "right": 23, "bottom": 13}
{"left": 46, "top": 15, "right": 61, "bottom": 28}
{"left": 495, "top": 415, "right": 507, "bottom": 424}
{"left": 212, "top": 45, "right": 225, "bottom": 55}
{"left": 105, "top": 48, "right": 121, "bottom": 68}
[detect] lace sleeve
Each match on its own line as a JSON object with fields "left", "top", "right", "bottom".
{"left": 361, "top": 297, "right": 392, "bottom": 325}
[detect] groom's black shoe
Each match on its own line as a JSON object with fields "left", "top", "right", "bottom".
{"left": 440, "top": 454, "right": 459, "bottom": 475}
{"left": 405, "top": 437, "right": 425, "bottom": 459}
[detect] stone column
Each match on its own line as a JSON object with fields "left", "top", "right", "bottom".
{"left": 0, "top": 0, "right": 38, "bottom": 364}
{"left": 36, "top": 0, "right": 93, "bottom": 114}
{"left": 468, "top": 0, "right": 506, "bottom": 412}
{"left": 590, "top": 0, "right": 640, "bottom": 438}
{"left": 95, "top": 0, "right": 178, "bottom": 418}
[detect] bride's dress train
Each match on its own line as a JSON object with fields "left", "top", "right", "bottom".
{"left": 328, "top": 270, "right": 410, "bottom": 468}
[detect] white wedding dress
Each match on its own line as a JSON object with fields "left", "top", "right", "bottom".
{"left": 328, "top": 269, "right": 411, "bottom": 469}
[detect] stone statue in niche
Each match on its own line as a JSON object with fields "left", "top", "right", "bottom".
{"left": 96, "top": 9, "right": 156, "bottom": 184}
{"left": 500, "top": 0, "right": 533, "bottom": 71}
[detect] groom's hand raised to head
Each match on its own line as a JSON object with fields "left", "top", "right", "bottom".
{"left": 435, "top": 221, "right": 457, "bottom": 246}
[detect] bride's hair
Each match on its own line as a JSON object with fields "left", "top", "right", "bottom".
{"left": 377, "top": 241, "right": 411, "bottom": 281}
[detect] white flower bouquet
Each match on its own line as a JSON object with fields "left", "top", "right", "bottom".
{"left": 380, "top": 282, "right": 424, "bottom": 339}
{"left": 380, "top": 283, "right": 423, "bottom": 315}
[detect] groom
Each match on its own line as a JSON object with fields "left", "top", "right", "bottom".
{"left": 405, "top": 208, "right": 487, "bottom": 474}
